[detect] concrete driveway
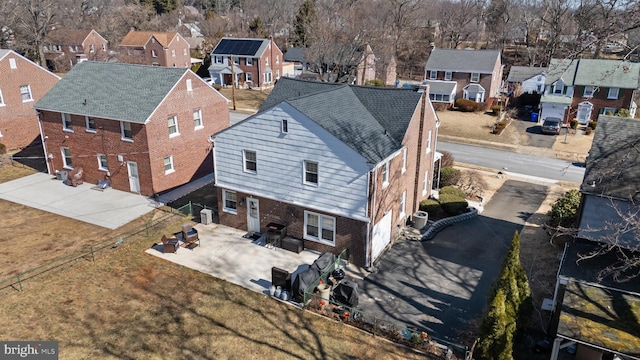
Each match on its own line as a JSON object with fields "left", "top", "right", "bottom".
{"left": 354, "top": 180, "right": 548, "bottom": 344}
{"left": 0, "top": 172, "right": 158, "bottom": 229}
{"left": 512, "top": 118, "right": 558, "bottom": 148}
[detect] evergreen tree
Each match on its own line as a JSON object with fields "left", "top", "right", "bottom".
{"left": 249, "top": 16, "right": 269, "bottom": 38}
{"left": 293, "top": 0, "right": 315, "bottom": 47}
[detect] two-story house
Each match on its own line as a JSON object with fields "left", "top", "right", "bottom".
{"left": 119, "top": 31, "right": 191, "bottom": 68}
{"left": 209, "top": 37, "right": 284, "bottom": 90}
{"left": 34, "top": 62, "right": 229, "bottom": 196}
{"left": 44, "top": 29, "right": 109, "bottom": 71}
{"left": 424, "top": 48, "right": 503, "bottom": 105}
{"left": 506, "top": 66, "right": 547, "bottom": 96}
{"left": 212, "top": 77, "right": 439, "bottom": 268}
{"left": 0, "top": 49, "right": 60, "bottom": 150}
{"left": 540, "top": 59, "right": 640, "bottom": 125}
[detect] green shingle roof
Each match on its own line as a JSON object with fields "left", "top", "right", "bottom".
{"left": 545, "top": 58, "right": 640, "bottom": 89}
{"left": 260, "top": 77, "right": 422, "bottom": 164}
{"left": 425, "top": 48, "right": 501, "bottom": 74}
{"left": 35, "top": 62, "right": 188, "bottom": 123}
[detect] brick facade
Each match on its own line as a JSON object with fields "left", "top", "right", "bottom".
{"left": 120, "top": 32, "right": 191, "bottom": 68}
{"left": 45, "top": 30, "right": 109, "bottom": 71}
{"left": 0, "top": 51, "right": 59, "bottom": 150}
{"left": 40, "top": 72, "right": 228, "bottom": 196}
{"left": 571, "top": 85, "right": 636, "bottom": 121}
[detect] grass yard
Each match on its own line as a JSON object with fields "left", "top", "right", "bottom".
{"left": 218, "top": 87, "right": 271, "bottom": 113}
{"left": 0, "top": 163, "right": 431, "bottom": 359}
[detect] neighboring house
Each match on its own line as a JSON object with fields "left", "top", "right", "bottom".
{"left": 548, "top": 115, "right": 640, "bottom": 359}
{"left": 212, "top": 77, "right": 439, "bottom": 268}
{"left": 34, "top": 62, "right": 229, "bottom": 196}
{"left": 424, "top": 48, "right": 503, "bottom": 104}
{"left": 0, "top": 49, "right": 60, "bottom": 150}
{"left": 540, "top": 59, "right": 640, "bottom": 125}
{"left": 354, "top": 43, "right": 376, "bottom": 86}
{"left": 422, "top": 80, "right": 456, "bottom": 109}
{"left": 283, "top": 47, "right": 307, "bottom": 77}
{"left": 119, "top": 31, "right": 191, "bottom": 68}
{"left": 177, "top": 22, "right": 203, "bottom": 39}
{"left": 209, "top": 37, "right": 284, "bottom": 90}
{"left": 506, "top": 66, "right": 547, "bottom": 96}
{"left": 44, "top": 29, "right": 108, "bottom": 71}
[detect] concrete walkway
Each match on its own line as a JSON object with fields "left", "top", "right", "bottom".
{"left": 0, "top": 172, "right": 157, "bottom": 229}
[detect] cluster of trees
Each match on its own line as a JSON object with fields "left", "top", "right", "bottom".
{"left": 1, "top": 0, "right": 639, "bottom": 77}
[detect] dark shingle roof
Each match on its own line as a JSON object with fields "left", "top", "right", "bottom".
{"left": 506, "top": 66, "right": 547, "bottom": 82}
{"left": 35, "top": 62, "right": 187, "bottom": 123}
{"left": 425, "top": 48, "right": 501, "bottom": 74}
{"left": 259, "top": 77, "right": 422, "bottom": 164}
{"left": 283, "top": 47, "right": 305, "bottom": 63}
{"left": 212, "top": 38, "right": 269, "bottom": 57}
{"left": 581, "top": 115, "right": 640, "bottom": 201}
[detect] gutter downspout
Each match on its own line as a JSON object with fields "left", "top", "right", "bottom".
{"left": 413, "top": 86, "right": 428, "bottom": 213}
{"left": 37, "top": 111, "right": 52, "bottom": 175}
{"left": 367, "top": 168, "right": 377, "bottom": 268}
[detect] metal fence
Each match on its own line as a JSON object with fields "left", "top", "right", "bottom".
{"left": 301, "top": 249, "right": 470, "bottom": 359}
{"left": 0, "top": 204, "right": 191, "bottom": 292}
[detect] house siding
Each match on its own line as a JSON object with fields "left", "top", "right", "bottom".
{"left": 571, "top": 86, "right": 634, "bottom": 121}
{"left": 0, "top": 52, "right": 59, "bottom": 150}
{"left": 217, "top": 187, "right": 369, "bottom": 266}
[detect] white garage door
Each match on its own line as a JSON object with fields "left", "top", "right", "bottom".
{"left": 371, "top": 211, "right": 392, "bottom": 263}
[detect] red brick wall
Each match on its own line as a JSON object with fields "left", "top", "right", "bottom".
{"left": 217, "top": 187, "right": 369, "bottom": 266}
{"left": 164, "top": 35, "right": 191, "bottom": 68}
{"left": 571, "top": 86, "right": 635, "bottom": 121}
{"left": 83, "top": 32, "right": 109, "bottom": 62}
{"left": 0, "top": 53, "right": 59, "bottom": 150}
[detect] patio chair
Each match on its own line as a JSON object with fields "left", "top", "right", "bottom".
{"left": 181, "top": 224, "right": 199, "bottom": 245}
{"left": 161, "top": 235, "right": 179, "bottom": 253}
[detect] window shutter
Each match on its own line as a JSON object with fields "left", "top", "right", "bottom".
{"left": 599, "top": 108, "right": 604, "bottom": 115}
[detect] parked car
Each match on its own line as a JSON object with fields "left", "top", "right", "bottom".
{"left": 541, "top": 117, "right": 562, "bottom": 135}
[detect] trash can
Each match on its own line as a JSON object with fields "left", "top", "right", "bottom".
{"left": 200, "top": 209, "right": 213, "bottom": 225}
{"left": 531, "top": 112, "right": 539, "bottom": 122}
{"left": 413, "top": 211, "right": 429, "bottom": 230}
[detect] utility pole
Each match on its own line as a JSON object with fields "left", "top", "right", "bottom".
{"left": 229, "top": 56, "right": 236, "bottom": 110}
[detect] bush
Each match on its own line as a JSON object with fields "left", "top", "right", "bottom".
{"left": 365, "top": 79, "right": 385, "bottom": 87}
{"left": 419, "top": 199, "right": 444, "bottom": 219}
{"left": 439, "top": 185, "right": 466, "bottom": 199}
{"left": 491, "top": 105, "right": 501, "bottom": 116}
{"left": 440, "top": 151, "right": 455, "bottom": 168}
{"left": 585, "top": 126, "right": 593, "bottom": 135}
{"left": 570, "top": 119, "right": 578, "bottom": 129}
{"left": 439, "top": 193, "right": 468, "bottom": 215}
{"left": 0, "top": 143, "right": 5, "bottom": 155}
{"left": 439, "top": 166, "right": 460, "bottom": 187}
{"left": 455, "top": 98, "right": 483, "bottom": 112}
{"left": 616, "top": 108, "right": 631, "bottom": 117}
{"left": 588, "top": 120, "right": 597, "bottom": 130}
{"left": 547, "top": 189, "right": 581, "bottom": 227}
{"left": 212, "top": 84, "right": 222, "bottom": 90}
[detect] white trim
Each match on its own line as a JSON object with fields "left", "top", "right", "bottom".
{"left": 97, "top": 153, "right": 108, "bottom": 171}
{"left": 9, "top": 58, "right": 16, "bottom": 69}
{"left": 426, "top": 129, "right": 432, "bottom": 153}
{"left": 281, "top": 119, "right": 288, "bottom": 134}
{"left": 193, "top": 109, "right": 203, "bottom": 129}
{"left": 20, "top": 85, "right": 33, "bottom": 102}
{"left": 85, "top": 116, "right": 96, "bottom": 133}
{"left": 607, "top": 87, "right": 619, "bottom": 99}
{"left": 444, "top": 71, "right": 452, "bottom": 81}
{"left": 470, "top": 72, "right": 480, "bottom": 82}
{"left": 163, "top": 155, "right": 175, "bottom": 174}
{"left": 381, "top": 161, "right": 389, "bottom": 189}
{"left": 186, "top": 79, "right": 192, "bottom": 91}
{"left": 168, "top": 115, "right": 179, "bottom": 137}
{"left": 303, "top": 160, "right": 319, "bottom": 186}
{"left": 222, "top": 189, "right": 238, "bottom": 214}
{"left": 399, "top": 190, "right": 406, "bottom": 219}
{"left": 422, "top": 170, "right": 429, "bottom": 195}
{"left": 401, "top": 148, "right": 407, "bottom": 174}
{"left": 61, "top": 147, "right": 73, "bottom": 169}
{"left": 304, "top": 210, "right": 336, "bottom": 246}
{"left": 243, "top": 149, "right": 257, "bottom": 173}
{"left": 62, "top": 113, "right": 73, "bottom": 132}
{"left": 120, "top": 121, "right": 133, "bottom": 141}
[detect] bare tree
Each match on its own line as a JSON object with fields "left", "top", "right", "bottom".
{"left": 13, "top": 0, "right": 58, "bottom": 66}
{"left": 436, "top": 0, "right": 484, "bottom": 49}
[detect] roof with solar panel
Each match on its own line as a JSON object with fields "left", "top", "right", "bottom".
{"left": 211, "top": 38, "right": 270, "bottom": 57}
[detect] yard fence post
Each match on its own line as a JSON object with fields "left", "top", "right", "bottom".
{"left": 16, "top": 274, "right": 22, "bottom": 291}
{"left": 145, "top": 221, "right": 149, "bottom": 237}
{"left": 90, "top": 246, "right": 95, "bottom": 262}
{"left": 189, "top": 201, "right": 193, "bottom": 216}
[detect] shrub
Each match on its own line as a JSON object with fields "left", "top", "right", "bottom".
{"left": 438, "top": 166, "right": 460, "bottom": 187}
{"left": 419, "top": 199, "right": 443, "bottom": 218}
{"left": 365, "top": 79, "right": 385, "bottom": 87}
{"left": 570, "top": 119, "right": 578, "bottom": 129}
{"left": 212, "top": 84, "right": 222, "bottom": 91}
{"left": 440, "top": 151, "right": 455, "bottom": 168}
{"left": 455, "top": 98, "right": 482, "bottom": 112}
{"left": 0, "top": 143, "right": 5, "bottom": 155}
{"left": 439, "top": 193, "right": 468, "bottom": 215}
{"left": 547, "top": 189, "right": 580, "bottom": 227}
{"left": 616, "top": 108, "right": 631, "bottom": 117}
{"left": 588, "top": 120, "right": 597, "bottom": 130}
{"left": 585, "top": 126, "right": 593, "bottom": 135}
{"left": 439, "top": 185, "right": 466, "bottom": 199}
{"left": 491, "top": 105, "right": 501, "bottom": 116}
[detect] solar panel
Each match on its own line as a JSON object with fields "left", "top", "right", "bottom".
{"left": 213, "top": 39, "right": 264, "bottom": 56}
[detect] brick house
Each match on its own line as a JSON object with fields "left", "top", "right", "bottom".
{"left": 540, "top": 59, "right": 640, "bottom": 125}
{"left": 119, "top": 31, "right": 191, "bottom": 68}
{"left": 44, "top": 29, "right": 109, "bottom": 71}
{"left": 209, "top": 37, "right": 283, "bottom": 90}
{"left": 0, "top": 49, "right": 60, "bottom": 150}
{"left": 34, "top": 62, "right": 229, "bottom": 196}
{"left": 424, "top": 48, "right": 503, "bottom": 104}
{"left": 212, "top": 78, "right": 439, "bottom": 267}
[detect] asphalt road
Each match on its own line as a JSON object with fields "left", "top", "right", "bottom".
{"left": 437, "top": 141, "right": 585, "bottom": 184}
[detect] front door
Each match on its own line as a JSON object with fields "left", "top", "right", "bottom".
{"left": 577, "top": 101, "right": 593, "bottom": 125}
{"left": 127, "top": 161, "right": 140, "bottom": 193}
{"left": 247, "top": 198, "right": 260, "bottom": 233}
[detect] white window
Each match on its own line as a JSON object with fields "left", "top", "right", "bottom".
{"left": 584, "top": 86, "right": 594, "bottom": 97}
{"left": 61, "top": 147, "right": 72, "bottom": 169}
{"left": 246, "top": 57, "right": 253, "bottom": 66}
{"left": 276, "top": 69, "right": 280, "bottom": 79}
{"left": 121, "top": 121, "right": 132, "bottom": 141}
{"left": 102, "top": 44, "right": 106, "bottom": 51}
{"left": 85, "top": 116, "right": 96, "bottom": 132}
{"left": 0, "top": 89, "right": 4, "bottom": 106}
{"left": 183, "top": 48, "right": 187, "bottom": 56}
{"left": 423, "top": 170, "right": 429, "bottom": 195}
{"left": 9, "top": 58, "right": 16, "bottom": 69}
{"left": 444, "top": 71, "right": 452, "bottom": 81}
{"left": 265, "top": 56, "right": 269, "bottom": 66}
{"left": 426, "top": 130, "right": 432, "bottom": 153}
{"left": 603, "top": 107, "right": 617, "bottom": 115}
{"left": 223, "top": 190, "right": 237, "bottom": 213}
{"left": 276, "top": 55, "right": 279, "bottom": 64}
{"left": 245, "top": 73, "right": 253, "bottom": 82}
{"left": 62, "top": 113, "right": 73, "bottom": 131}
{"left": 214, "top": 56, "right": 223, "bottom": 64}
{"left": 186, "top": 79, "right": 192, "bottom": 91}
{"left": 608, "top": 87, "right": 619, "bottom": 99}
{"left": 281, "top": 119, "right": 288, "bottom": 133}
{"left": 304, "top": 160, "right": 318, "bottom": 185}
{"left": 264, "top": 72, "right": 272, "bottom": 84}
{"left": 20, "top": 85, "right": 32, "bottom": 102}
{"left": 151, "top": 50, "right": 158, "bottom": 58}
{"left": 233, "top": 57, "right": 239, "bottom": 65}
{"left": 399, "top": 191, "right": 406, "bottom": 218}
{"left": 429, "top": 70, "right": 437, "bottom": 80}
{"left": 382, "top": 161, "right": 389, "bottom": 188}
{"left": 193, "top": 109, "right": 203, "bottom": 129}
{"left": 171, "top": 49, "right": 176, "bottom": 57}
{"left": 471, "top": 73, "right": 480, "bottom": 82}
{"left": 97, "top": 154, "right": 108, "bottom": 171}
{"left": 304, "top": 211, "right": 336, "bottom": 245}
{"left": 243, "top": 150, "right": 257, "bottom": 173}
{"left": 89, "top": 44, "right": 94, "bottom": 53}
{"left": 553, "top": 82, "right": 564, "bottom": 94}
{"left": 168, "top": 115, "right": 179, "bottom": 137}
{"left": 152, "top": 38, "right": 156, "bottom": 43}
{"left": 54, "top": 45, "right": 62, "bottom": 52}
{"left": 401, "top": 148, "right": 407, "bottom": 174}
{"left": 164, "top": 156, "right": 174, "bottom": 174}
